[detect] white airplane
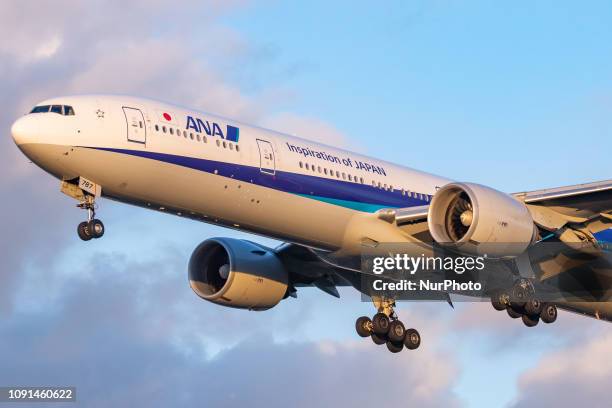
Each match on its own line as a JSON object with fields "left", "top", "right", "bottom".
{"left": 11, "top": 95, "right": 612, "bottom": 353}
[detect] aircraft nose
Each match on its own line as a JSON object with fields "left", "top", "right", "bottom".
{"left": 11, "top": 115, "right": 38, "bottom": 146}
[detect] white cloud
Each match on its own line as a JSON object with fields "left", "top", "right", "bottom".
{"left": 33, "top": 35, "right": 62, "bottom": 60}
{"left": 511, "top": 330, "right": 612, "bottom": 407}
{"left": 261, "top": 112, "right": 351, "bottom": 148}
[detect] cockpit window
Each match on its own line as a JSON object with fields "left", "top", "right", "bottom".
{"left": 30, "top": 105, "right": 50, "bottom": 113}
{"left": 29, "top": 104, "right": 76, "bottom": 115}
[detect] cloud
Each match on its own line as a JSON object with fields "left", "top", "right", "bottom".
{"left": 511, "top": 330, "right": 612, "bottom": 407}
{"left": 0, "top": 0, "right": 323, "bottom": 315}
{"left": 0, "top": 0, "right": 257, "bottom": 314}
{"left": 0, "top": 246, "right": 464, "bottom": 408}
{"left": 449, "top": 302, "right": 602, "bottom": 353}
{"left": 260, "top": 112, "right": 351, "bottom": 148}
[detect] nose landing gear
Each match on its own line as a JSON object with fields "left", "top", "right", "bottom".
{"left": 76, "top": 197, "right": 104, "bottom": 241}
{"left": 60, "top": 178, "right": 105, "bottom": 242}
{"left": 355, "top": 297, "right": 421, "bottom": 353}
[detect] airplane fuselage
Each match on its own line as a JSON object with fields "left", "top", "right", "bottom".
{"left": 12, "top": 95, "right": 450, "bottom": 252}
{"left": 11, "top": 94, "right": 612, "bottom": 323}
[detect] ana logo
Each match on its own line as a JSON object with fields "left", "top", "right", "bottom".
{"left": 186, "top": 115, "right": 239, "bottom": 142}
{"left": 163, "top": 112, "right": 172, "bottom": 121}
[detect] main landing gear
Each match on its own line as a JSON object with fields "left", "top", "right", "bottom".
{"left": 76, "top": 196, "right": 104, "bottom": 241}
{"left": 355, "top": 297, "right": 420, "bottom": 353}
{"left": 491, "top": 278, "right": 558, "bottom": 327}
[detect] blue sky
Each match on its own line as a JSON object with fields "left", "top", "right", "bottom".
{"left": 225, "top": 1, "right": 611, "bottom": 190}
{"left": 1, "top": 1, "right": 611, "bottom": 407}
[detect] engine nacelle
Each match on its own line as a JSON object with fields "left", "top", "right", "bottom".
{"left": 428, "top": 182, "right": 537, "bottom": 257}
{"left": 188, "top": 238, "right": 289, "bottom": 310}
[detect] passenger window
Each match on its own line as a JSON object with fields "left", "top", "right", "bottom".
{"left": 360, "top": 177, "right": 364, "bottom": 184}
{"left": 348, "top": 175, "right": 353, "bottom": 181}
{"left": 139, "top": 121, "right": 143, "bottom": 128}
{"left": 305, "top": 163, "right": 309, "bottom": 170}
{"left": 170, "top": 128, "right": 174, "bottom": 135}
{"left": 235, "top": 145, "right": 239, "bottom": 152}
{"left": 216, "top": 140, "right": 220, "bottom": 146}
{"left": 196, "top": 134, "right": 201, "bottom": 142}
{"left": 223, "top": 141, "right": 227, "bottom": 148}
{"left": 50, "top": 105, "right": 62, "bottom": 114}
{"left": 336, "top": 171, "right": 340, "bottom": 178}
{"left": 324, "top": 168, "right": 328, "bottom": 175}
{"left": 299, "top": 162, "right": 303, "bottom": 168}
{"left": 203, "top": 136, "right": 207, "bottom": 143}
{"left": 162, "top": 126, "right": 167, "bottom": 133}
{"left": 190, "top": 133, "right": 194, "bottom": 140}
{"left": 318, "top": 166, "right": 321, "bottom": 173}
{"left": 64, "top": 106, "right": 75, "bottom": 115}
{"left": 155, "top": 125, "right": 159, "bottom": 132}
{"left": 229, "top": 143, "right": 233, "bottom": 150}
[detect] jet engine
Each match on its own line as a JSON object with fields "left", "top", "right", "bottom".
{"left": 428, "top": 182, "right": 537, "bottom": 257}
{"left": 188, "top": 238, "right": 289, "bottom": 310}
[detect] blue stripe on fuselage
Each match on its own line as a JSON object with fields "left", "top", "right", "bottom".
{"left": 85, "top": 147, "right": 427, "bottom": 212}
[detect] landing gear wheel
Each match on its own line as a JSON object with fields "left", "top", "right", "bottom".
{"left": 77, "top": 222, "right": 92, "bottom": 241}
{"left": 76, "top": 194, "right": 104, "bottom": 241}
{"left": 88, "top": 219, "right": 105, "bottom": 239}
{"left": 511, "top": 284, "right": 528, "bottom": 309}
{"left": 491, "top": 290, "right": 508, "bottom": 311}
{"left": 522, "top": 314, "right": 539, "bottom": 327}
{"left": 524, "top": 299, "right": 543, "bottom": 316}
{"left": 372, "top": 312, "right": 390, "bottom": 335}
{"left": 540, "top": 303, "right": 558, "bottom": 324}
{"left": 387, "top": 320, "right": 406, "bottom": 343}
{"left": 507, "top": 307, "right": 522, "bottom": 319}
{"left": 355, "top": 316, "right": 372, "bottom": 338}
{"left": 371, "top": 332, "right": 387, "bottom": 345}
{"left": 386, "top": 340, "right": 403, "bottom": 353}
{"left": 404, "top": 328, "right": 421, "bottom": 350}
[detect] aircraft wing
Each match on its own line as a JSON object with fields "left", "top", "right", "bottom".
{"left": 514, "top": 179, "right": 612, "bottom": 218}
{"left": 513, "top": 179, "right": 612, "bottom": 235}
{"left": 385, "top": 179, "right": 612, "bottom": 229}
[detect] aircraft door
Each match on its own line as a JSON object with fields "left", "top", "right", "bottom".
{"left": 256, "top": 139, "right": 276, "bottom": 175}
{"left": 122, "top": 107, "right": 147, "bottom": 144}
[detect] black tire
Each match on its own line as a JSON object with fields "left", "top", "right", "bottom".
{"left": 355, "top": 316, "right": 372, "bottom": 338}
{"left": 88, "top": 219, "right": 105, "bottom": 239}
{"left": 540, "top": 303, "right": 558, "bottom": 324}
{"left": 371, "top": 332, "right": 386, "bottom": 345}
{"left": 491, "top": 290, "right": 508, "bottom": 311}
{"left": 404, "top": 328, "right": 421, "bottom": 350}
{"left": 524, "top": 299, "right": 543, "bottom": 316}
{"left": 387, "top": 320, "right": 406, "bottom": 343}
{"left": 507, "top": 307, "right": 522, "bottom": 319}
{"left": 522, "top": 314, "right": 539, "bottom": 327}
{"left": 77, "top": 222, "right": 92, "bottom": 241}
{"left": 510, "top": 284, "right": 528, "bottom": 309}
{"left": 386, "top": 340, "right": 403, "bottom": 353}
{"left": 372, "top": 313, "right": 390, "bottom": 335}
